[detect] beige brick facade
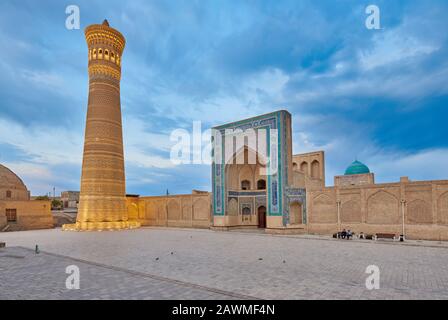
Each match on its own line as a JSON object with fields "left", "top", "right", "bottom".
{"left": 63, "top": 20, "right": 140, "bottom": 231}
{"left": 0, "top": 164, "right": 53, "bottom": 231}
{"left": 307, "top": 177, "right": 448, "bottom": 240}
{"left": 126, "top": 192, "right": 212, "bottom": 229}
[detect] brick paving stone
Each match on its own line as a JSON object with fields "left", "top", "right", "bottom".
{"left": 1, "top": 227, "right": 448, "bottom": 299}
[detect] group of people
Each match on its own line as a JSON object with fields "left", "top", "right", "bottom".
{"left": 339, "top": 229, "right": 353, "bottom": 239}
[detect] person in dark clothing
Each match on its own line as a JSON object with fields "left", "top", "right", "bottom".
{"left": 346, "top": 229, "right": 353, "bottom": 240}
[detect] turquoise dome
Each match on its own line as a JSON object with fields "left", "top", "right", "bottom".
{"left": 344, "top": 160, "right": 370, "bottom": 175}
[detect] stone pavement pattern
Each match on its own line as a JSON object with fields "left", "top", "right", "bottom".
{"left": 1, "top": 227, "right": 448, "bottom": 299}
{"left": 0, "top": 247, "right": 246, "bottom": 300}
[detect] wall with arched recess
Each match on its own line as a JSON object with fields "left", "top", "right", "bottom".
{"left": 306, "top": 180, "right": 448, "bottom": 240}
{"left": 310, "top": 193, "right": 337, "bottom": 223}
{"left": 129, "top": 178, "right": 448, "bottom": 240}
{"left": 137, "top": 193, "right": 212, "bottom": 228}
{"left": 182, "top": 202, "right": 192, "bottom": 221}
{"left": 157, "top": 201, "right": 167, "bottom": 221}
{"left": 300, "top": 162, "right": 309, "bottom": 174}
{"left": 167, "top": 199, "right": 181, "bottom": 220}
{"left": 145, "top": 201, "right": 157, "bottom": 221}
{"left": 289, "top": 201, "right": 302, "bottom": 225}
{"left": 367, "top": 190, "right": 400, "bottom": 224}
{"left": 311, "top": 160, "right": 320, "bottom": 179}
{"left": 293, "top": 151, "right": 325, "bottom": 188}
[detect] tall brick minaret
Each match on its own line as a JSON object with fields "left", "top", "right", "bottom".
{"left": 63, "top": 20, "right": 140, "bottom": 231}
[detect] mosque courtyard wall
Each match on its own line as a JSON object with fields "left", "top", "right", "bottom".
{"left": 307, "top": 179, "right": 448, "bottom": 240}
{"left": 125, "top": 176, "right": 448, "bottom": 241}
{"left": 127, "top": 192, "right": 212, "bottom": 229}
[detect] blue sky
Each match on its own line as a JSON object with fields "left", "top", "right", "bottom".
{"left": 0, "top": 0, "right": 447, "bottom": 196}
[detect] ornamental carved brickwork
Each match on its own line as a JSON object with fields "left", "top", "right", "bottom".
{"left": 64, "top": 20, "right": 139, "bottom": 231}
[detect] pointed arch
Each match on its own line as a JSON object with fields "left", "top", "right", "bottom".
{"left": 310, "top": 193, "right": 337, "bottom": 223}
{"left": 311, "top": 160, "right": 320, "bottom": 179}
{"left": 300, "top": 161, "right": 308, "bottom": 174}
{"left": 289, "top": 201, "right": 303, "bottom": 224}
{"left": 367, "top": 190, "right": 399, "bottom": 224}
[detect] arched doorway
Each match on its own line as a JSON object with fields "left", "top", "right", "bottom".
{"left": 290, "top": 201, "right": 302, "bottom": 224}
{"left": 258, "top": 206, "right": 266, "bottom": 228}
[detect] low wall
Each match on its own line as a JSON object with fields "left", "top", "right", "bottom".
{"left": 127, "top": 193, "right": 212, "bottom": 229}
{"left": 307, "top": 180, "right": 448, "bottom": 240}
{"left": 0, "top": 200, "right": 53, "bottom": 230}
{"left": 123, "top": 179, "right": 448, "bottom": 241}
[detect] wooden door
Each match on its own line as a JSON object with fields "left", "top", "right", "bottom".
{"left": 258, "top": 206, "right": 266, "bottom": 228}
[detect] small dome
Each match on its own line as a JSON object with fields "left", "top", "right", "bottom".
{"left": 0, "top": 164, "right": 29, "bottom": 201}
{"left": 0, "top": 164, "right": 27, "bottom": 190}
{"left": 344, "top": 160, "right": 370, "bottom": 175}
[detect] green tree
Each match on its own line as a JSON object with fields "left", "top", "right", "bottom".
{"left": 51, "top": 199, "right": 63, "bottom": 209}
{"left": 35, "top": 195, "right": 50, "bottom": 201}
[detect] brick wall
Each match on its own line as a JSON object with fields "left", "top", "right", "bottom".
{"left": 1, "top": 200, "right": 53, "bottom": 230}
{"left": 127, "top": 193, "right": 212, "bottom": 229}
{"left": 307, "top": 180, "right": 448, "bottom": 240}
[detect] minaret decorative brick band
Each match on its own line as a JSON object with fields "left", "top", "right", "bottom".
{"left": 63, "top": 20, "right": 140, "bottom": 231}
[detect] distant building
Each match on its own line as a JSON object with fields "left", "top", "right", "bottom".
{"left": 60, "top": 191, "right": 80, "bottom": 210}
{"left": 0, "top": 164, "right": 53, "bottom": 231}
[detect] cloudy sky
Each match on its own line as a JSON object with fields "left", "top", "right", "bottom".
{"left": 0, "top": 0, "right": 447, "bottom": 196}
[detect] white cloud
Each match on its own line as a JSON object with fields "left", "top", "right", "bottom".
{"left": 123, "top": 115, "right": 179, "bottom": 169}
{"left": 0, "top": 118, "right": 82, "bottom": 166}
{"left": 368, "top": 148, "right": 448, "bottom": 183}
{"left": 359, "top": 29, "right": 438, "bottom": 71}
{"left": 123, "top": 115, "right": 173, "bottom": 152}
{"left": 20, "top": 69, "right": 65, "bottom": 91}
{"left": 292, "top": 125, "right": 448, "bottom": 186}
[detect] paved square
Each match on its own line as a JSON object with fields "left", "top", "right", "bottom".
{"left": 1, "top": 227, "right": 448, "bottom": 299}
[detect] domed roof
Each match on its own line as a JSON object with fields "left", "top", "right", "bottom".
{"left": 0, "top": 164, "right": 27, "bottom": 190}
{"left": 344, "top": 160, "right": 370, "bottom": 175}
